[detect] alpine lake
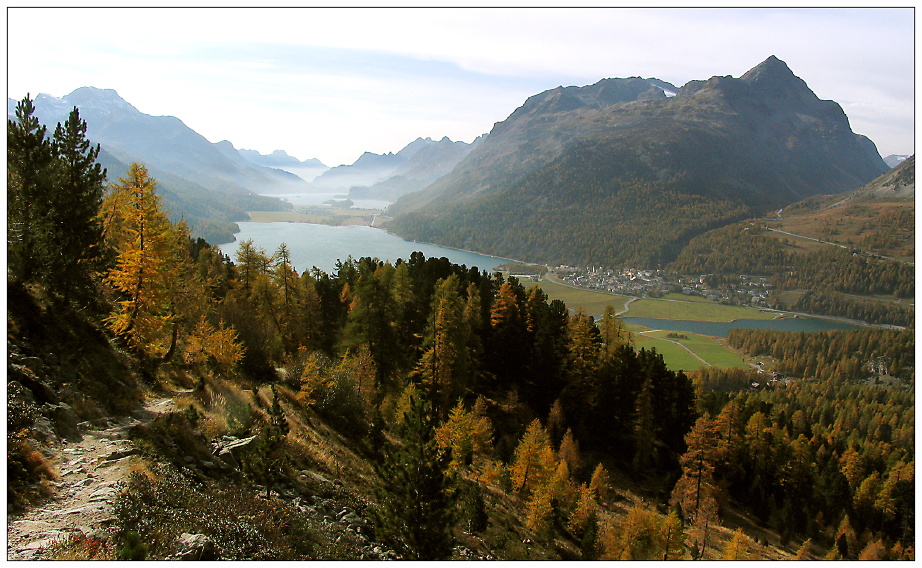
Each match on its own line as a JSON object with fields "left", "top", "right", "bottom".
{"left": 220, "top": 193, "right": 864, "bottom": 340}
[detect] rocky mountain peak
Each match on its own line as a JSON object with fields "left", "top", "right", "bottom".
{"left": 740, "top": 55, "right": 816, "bottom": 102}
{"left": 64, "top": 86, "right": 139, "bottom": 114}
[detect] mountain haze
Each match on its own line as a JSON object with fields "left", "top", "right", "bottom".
{"left": 10, "top": 88, "right": 302, "bottom": 243}
{"left": 237, "top": 149, "right": 330, "bottom": 183}
{"left": 387, "top": 56, "right": 889, "bottom": 268}
{"left": 307, "top": 136, "right": 475, "bottom": 195}
{"left": 348, "top": 136, "right": 479, "bottom": 201}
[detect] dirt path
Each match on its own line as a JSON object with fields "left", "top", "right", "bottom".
{"left": 616, "top": 297, "right": 638, "bottom": 316}
{"left": 6, "top": 394, "right": 181, "bottom": 560}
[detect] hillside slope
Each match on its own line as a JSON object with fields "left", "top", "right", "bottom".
{"left": 773, "top": 155, "right": 914, "bottom": 262}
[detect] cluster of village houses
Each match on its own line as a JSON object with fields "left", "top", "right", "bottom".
{"left": 554, "top": 266, "right": 776, "bottom": 307}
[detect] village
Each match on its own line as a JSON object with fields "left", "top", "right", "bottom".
{"left": 552, "top": 265, "right": 776, "bottom": 308}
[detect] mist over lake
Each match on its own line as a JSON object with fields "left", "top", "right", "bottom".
{"left": 218, "top": 221, "right": 509, "bottom": 275}
{"left": 271, "top": 192, "right": 392, "bottom": 210}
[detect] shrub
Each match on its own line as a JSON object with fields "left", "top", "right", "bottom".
{"left": 113, "top": 465, "right": 324, "bottom": 560}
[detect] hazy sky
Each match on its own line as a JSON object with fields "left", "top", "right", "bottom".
{"left": 7, "top": 6, "right": 914, "bottom": 167}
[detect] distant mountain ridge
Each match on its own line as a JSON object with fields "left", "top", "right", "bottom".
{"left": 238, "top": 149, "right": 330, "bottom": 183}
{"left": 387, "top": 56, "right": 889, "bottom": 268}
{"left": 772, "top": 155, "right": 914, "bottom": 262}
{"left": 884, "top": 154, "right": 910, "bottom": 168}
{"left": 10, "top": 87, "right": 304, "bottom": 243}
{"left": 238, "top": 148, "right": 327, "bottom": 169}
{"left": 308, "top": 136, "right": 476, "bottom": 198}
{"left": 348, "top": 136, "right": 480, "bottom": 201}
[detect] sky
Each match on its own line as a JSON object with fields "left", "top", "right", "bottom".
{"left": 6, "top": 5, "right": 915, "bottom": 167}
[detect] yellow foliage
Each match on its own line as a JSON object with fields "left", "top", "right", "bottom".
{"left": 509, "top": 419, "right": 556, "bottom": 496}
{"left": 297, "top": 352, "right": 336, "bottom": 407}
{"left": 183, "top": 316, "right": 245, "bottom": 372}
{"left": 434, "top": 398, "right": 494, "bottom": 472}
{"left": 392, "top": 382, "right": 419, "bottom": 426}
{"left": 525, "top": 487, "right": 554, "bottom": 538}
{"left": 558, "top": 428, "right": 581, "bottom": 474}
{"left": 722, "top": 528, "right": 757, "bottom": 560}
{"left": 600, "top": 505, "right": 661, "bottom": 560}
{"left": 589, "top": 463, "right": 610, "bottom": 503}
{"left": 568, "top": 483, "right": 596, "bottom": 535}
{"left": 477, "top": 459, "right": 504, "bottom": 486}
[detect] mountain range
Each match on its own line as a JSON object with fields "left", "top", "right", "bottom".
{"left": 9, "top": 87, "right": 311, "bottom": 243}
{"left": 10, "top": 88, "right": 477, "bottom": 243}
{"left": 305, "top": 136, "right": 478, "bottom": 200}
{"left": 13, "top": 57, "right": 899, "bottom": 265}
{"left": 237, "top": 149, "right": 330, "bottom": 182}
{"left": 386, "top": 56, "right": 890, "bottom": 267}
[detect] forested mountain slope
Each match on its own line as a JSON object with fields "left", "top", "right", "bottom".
{"left": 387, "top": 56, "right": 888, "bottom": 268}
{"left": 669, "top": 158, "right": 914, "bottom": 326}
{"left": 774, "top": 155, "right": 914, "bottom": 262}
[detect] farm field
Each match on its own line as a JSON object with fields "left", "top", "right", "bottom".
{"left": 633, "top": 333, "right": 707, "bottom": 371}
{"left": 515, "top": 274, "right": 630, "bottom": 316}
{"left": 632, "top": 328, "right": 748, "bottom": 371}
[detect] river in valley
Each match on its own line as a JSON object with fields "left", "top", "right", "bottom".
{"left": 623, "top": 316, "right": 862, "bottom": 338}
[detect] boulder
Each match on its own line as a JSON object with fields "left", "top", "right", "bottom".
{"left": 173, "top": 533, "right": 218, "bottom": 560}
{"left": 45, "top": 402, "right": 81, "bottom": 441}
{"left": 9, "top": 364, "right": 58, "bottom": 404}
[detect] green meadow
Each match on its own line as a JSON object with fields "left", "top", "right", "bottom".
{"left": 624, "top": 297, "right": 776, "bottom": 322}
{"left": 512, "top": 274, "right": 630, "bottom": 315}
{"left": 631, "top": 329, "right": 748, "bottom": 372}
{"left": 498, "top": 273, "right": 758, "bottom": 372}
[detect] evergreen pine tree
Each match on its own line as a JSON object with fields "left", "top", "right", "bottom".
{"left": 48, "top": 106, "right": 107, "bottom": 301}
{"left": 8, "top": 95, "right": 55, "bottom": 283}
{"left": 374, "top": 393, "right": 457, "bottom": 560}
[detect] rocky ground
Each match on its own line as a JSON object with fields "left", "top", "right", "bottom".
{"left": 6, "top": 388, "right": 487, "bottom": 560}
{"left": 7, "top": 396, "right": 178, "bottom": 560}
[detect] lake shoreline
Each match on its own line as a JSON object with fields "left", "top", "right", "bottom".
{"left": 218, "top": 220, "right": 512, "bottom": 275}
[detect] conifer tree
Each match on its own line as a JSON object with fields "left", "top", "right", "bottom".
{"left": 48, "top": 106, "right": 107, "bottom": 301}
{"left": 558, "top": 428, "right": 581, "bottom": 475}
{"left": 509, "top": 419, "right": 556, "bottom": 495}
{"left": 566, "top": 307, "right": 602, "bottom": 384}
{"left": 722, "top": 528, "right": 757, "bottom": 560}
{"left": 589, "top": 463, "right": 611, "bottom": 504}
{"left": 659, "top": 510, "right": 685, "bottom": 560}
{"left": 8, "top": 95, "right": 56, "bottom": 283}
{"left": 434, "top": 398, "right": 493, "bottom": 472}
{"left": 374, "top": 394, "right": 457, "bottom": 560}
{"left": 233, "top": 239, "right": 270, "bottom": 293}
{"left": 670, "top": 414, "right": 720, "bottom": 521}
{"left": 600, "top": 304, "right": 631, "bottom": 358}
{"left": 568, "top": 483, "right": 597, "bottom": 536}
{"left": 103, "top": 164, "right": 182, "bottom": 361}
{"left": 631, "top": 377, "right": 657, "bottom": 471}
{"left": 342, "top": 262, "right": 402, "bottom": 388}
{"left": 415, "top": 274, "right": 469, "bottom": 416}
